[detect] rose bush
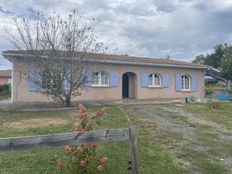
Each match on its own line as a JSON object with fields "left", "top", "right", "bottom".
{"left": 57, "top": 104, "right": 108, "bottom": 173}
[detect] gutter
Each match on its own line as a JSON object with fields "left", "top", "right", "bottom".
{"left": 86, "top": 59, "right": 209, "bottom": 70}
{"left": 2, "top": 52, "right": 209, "bottom": 70}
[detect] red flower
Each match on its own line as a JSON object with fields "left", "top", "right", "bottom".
{"left": 96, "top": 111, "right": 102, "bottom": 117}
{"left": 85, "top": 155, "right": 93, "bottom": 162}
{"left": 97, "top": 164, "right": 103, "bottom": 171}
{"left": 79, "top": 113, "right": 88, "bottom": 120}
{"left": 96, "top": 107, "right": 106, "bottom": 117}
{"left": 64, "top": 145, "right": 72, "bottom": 153}
{"left": 76, "top": 146, "right": 84, "bottom": 154}
{"left": 80, "top": 160, "right": 86, "bottom": 166}
{"left": 57, "top": 161, "right": 65, "bottom": 169}
{"left": 101, "top": 156, "right": 108, "bottom": 164}
{"left": 82, "top": 144, "right": 90, "bottom": 150}
{"left": 79, "top": 104, "right": 87, "bottom": 113}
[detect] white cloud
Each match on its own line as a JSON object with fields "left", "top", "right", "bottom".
{"left": 0, "top": 0, "right": 232, "bottom": 69}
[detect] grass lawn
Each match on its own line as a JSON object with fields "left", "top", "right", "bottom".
{"left": 0, "top": 105, "right": 181, "bottom": 174}
{"left": 185, "top": 102, "right": 232, "bottom": 129}
{"left": 0, "top": 102, "right": 232, "bottom": 174}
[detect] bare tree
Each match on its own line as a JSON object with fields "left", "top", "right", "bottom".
{"left": 7, "top": 10, "right": 105, "bottom": 107}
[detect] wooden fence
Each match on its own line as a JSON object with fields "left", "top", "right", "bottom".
{"left": 0, "top": 127, "right": 138, "bottom": 174}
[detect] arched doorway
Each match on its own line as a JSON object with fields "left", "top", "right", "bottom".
{"left": 122, "top": 72, "right": 137, "bottom": 99}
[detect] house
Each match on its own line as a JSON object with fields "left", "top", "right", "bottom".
{"left": 0, "top": 70, "right": 11, "bottom": 85}
{"left": 2, "top": 50, "right": 208, "bottom": 103}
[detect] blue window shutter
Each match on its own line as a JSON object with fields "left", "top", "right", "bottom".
{"left": 141, "top": 72, "right": 149, "bottom": 88}
{"left": 28, "top": 67, "right": 41, "bottom": 92}
{"left": 110, "top": 72, "right": 119, "bottom": 87}
{"left": 84, "top": 72, "right": 92, "bottom": 87}
{"left": 63, "top": 80, "right": 70, "bottom": 91}
{"left": 162, "top": 74, "right": 169, "bottom": 88}
{"left": 175, "top": 74, "right": 182, "bottom": 91}
{"left": 191, "top": 75, "right": 198, "bottom": 91}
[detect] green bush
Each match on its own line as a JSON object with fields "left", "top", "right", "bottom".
{"left": 229, "top": 88, "right": 232, "bottom": 94}
{"left": 205, "top": 86, "right": 214, "bottom": 95}
{"left": 207, "top": 102, "right": 221, "bottom": 110}
{"left": 0, "top": 84, "right": 11, "bottom": 95}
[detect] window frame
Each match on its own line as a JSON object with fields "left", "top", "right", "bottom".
{"left": 148, "top": 73, "right": 162, "bottom": 87}
{"left": 181, "top": 74, "right": 191, "bottom": 91}
{"left": 91, "top": 71, "right": 109, "bottom": 87}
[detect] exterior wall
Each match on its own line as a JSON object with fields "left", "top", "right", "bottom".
{"left": 12, "top": 61, "right": 205, "bottom": 102}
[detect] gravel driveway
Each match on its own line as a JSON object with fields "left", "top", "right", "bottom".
{"left": 124, "top": 104, "right": 232, "bottom": 174}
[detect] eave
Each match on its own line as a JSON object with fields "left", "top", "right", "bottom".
{"left": 2, "top": 52, "right": 209, "bottom": 70}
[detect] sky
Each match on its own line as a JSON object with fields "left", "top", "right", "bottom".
{"left": 0, "top": 0, "right": 232, "bottom": 70}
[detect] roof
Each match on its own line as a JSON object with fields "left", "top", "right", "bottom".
{"left": 206, "top": 67, "right": 220, "bottom": 75}
{"left": 0, "top": 70, "right": 11, "bottom": 77}
{"left": 2, "top": 50, "right": 209, "bottom": 69}
{"left": 206, "top": 67, "right": 227, "bottom": 81}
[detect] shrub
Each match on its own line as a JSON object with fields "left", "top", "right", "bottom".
{"left": 229, "top": 88, "right": 232, "bottom": 94}
{"left": 0, "top": 84, "right": 10, "bottom": 95}
{"left": 205, "top": 86, "right": 214, "bottom": 95}
{"left": 57, "top": 104, "right": 108, "bottom": 173}
{"left": 207, "top": 101, "right": 221, "bottom": 110}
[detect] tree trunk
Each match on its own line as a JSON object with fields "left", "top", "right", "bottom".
{"left": 66, "top": 98, "right": 71, "bottom": 107}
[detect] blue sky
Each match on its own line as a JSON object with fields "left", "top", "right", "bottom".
{"left": 0, "top": 0, "right": 232, "bottom": 70}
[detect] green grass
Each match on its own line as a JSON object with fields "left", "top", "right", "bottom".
{"left": 0, "top": 105, "right": 182, "bottom": 174}
{"left": 185, "top": 102, "right": 232, "bottom": 129}
{"left": 1, "top": 102, "right": 231, "bottom": 174}
{"left": 0, "top": 110, "right": 73, "bottom": 138}
{"left": 122, "top": 103, "right": 232, "bottom": 174}
{"left": 182, "top": 148, "right": 228, "bottom": 174}
{"left": 0, "top": 93, "right": 10, "bottom": 101}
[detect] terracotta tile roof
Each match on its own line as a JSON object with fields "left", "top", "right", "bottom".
{"left": 0, "top": 70, "right": 11, "bottom": 77}
{"left": 2, "top": 50, "right": 208, "bottom": 69}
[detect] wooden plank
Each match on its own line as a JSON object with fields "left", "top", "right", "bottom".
{"left": 0, "top": 128, "right": 130, "bottom": 151}
{"left": 129, "top": 127, "right": 139, "bottom": 174}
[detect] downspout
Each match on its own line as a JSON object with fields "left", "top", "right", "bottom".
{"left": 11, "top": 59, "right": 14, "bottom": 103}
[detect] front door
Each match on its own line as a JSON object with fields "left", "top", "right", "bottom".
{"left": 122, "top": 73, "right": 129, "bottom": 98}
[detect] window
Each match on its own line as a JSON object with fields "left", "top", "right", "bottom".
{"left": 92, "top": 71, "right": 109, "bottom": 86}
{"left": 181, "top": 75, "right": 191, "bottom": 91}
{"left": 148, "top": 73, "right": 161, "bottom": 87}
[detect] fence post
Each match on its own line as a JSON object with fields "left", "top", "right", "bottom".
{"left": 129, "top": 126, "right": 139, "bottom": 174}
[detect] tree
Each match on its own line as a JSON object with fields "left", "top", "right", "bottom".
{"left": 220, "top": 46, "right": 232, "bottom": 80}
{"left": 193, "top": 44, "right": 228, "bottom": 68}
{"left": 192, "top": 54, "right": 205, "bottom": 64}
{"left": 204, "top": 44, "right": 226, "bottom": 68}
{"left": 7, "top": 11, "right": 105, "bottom": 107}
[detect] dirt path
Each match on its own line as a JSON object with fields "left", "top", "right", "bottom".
{"left": 124, "top": 104, "right": 232, "bottom": 174}
{"left": 163, "top": 106, "right": 232, "bottom": 135}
